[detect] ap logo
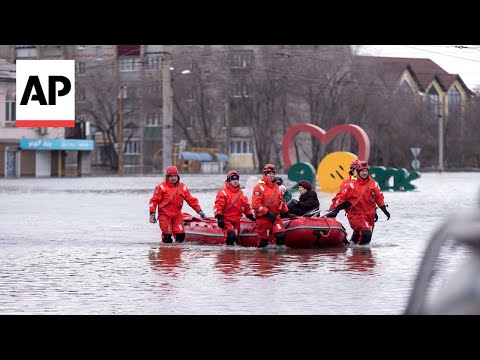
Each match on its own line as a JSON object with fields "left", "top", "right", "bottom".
{"left": 16, "top": 60, "right": 75, "bottom": 127}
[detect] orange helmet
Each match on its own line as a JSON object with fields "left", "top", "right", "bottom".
{"left": 357, "top": 161, "right": 369, "bottom": 171}
{"left": 263, "top": 163, "right": 276, "bottom": 174}
{"left": 166, "top": 166, "right": 179, "bottom": 177}
{"left": 226, "top": 170, "right": 240, "bottom": 182}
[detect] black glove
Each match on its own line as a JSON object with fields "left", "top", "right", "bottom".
{"left": 325, "top": 209, "right": 339, "bottom": 218}
{"left": 266, "top": 211, "right": 277, "bottom": 223}
{"left": 247, "top": 214, "right": 256, "bottom": 222}
{"left": 198, "top": 210, "right": 207, "bottom": 220}
{"left": 374, "top": 210, "right": 378, "bottom": 222}
{"left": 215, "top": 214, "right": 225, "bottom": 228}
{"left": 380, "top": 205, "right": 390, "bottom": 220}
{"left": 281, "top": 211, "right": 297, "bottom": 219}
{"left": 325, "top": 201, "right": 351, "bottom": 218}
{"left": 149, "top": 212, "right": 157, "bottom": 223}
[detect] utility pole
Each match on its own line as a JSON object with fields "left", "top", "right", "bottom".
{"left": 162, "top": 45, "right": 173, "bottom": 175}
{"left": 118, "top": 86, "right": 125, "bottom": 177}
{"left": 438, "top": 113, "right": 444, "bottom": 173}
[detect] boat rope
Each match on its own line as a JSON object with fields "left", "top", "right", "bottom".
{"left": 320, "top": 218, "right": 333, "bottom": 238}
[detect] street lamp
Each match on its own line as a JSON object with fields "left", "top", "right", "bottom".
{"left": 118, "top": 85, "right": 126, "bottom": 176}
{"left": 161, "top": 45, "right": 190, "bottom": 174}
{"left": 438, "top": 113, "right": 444, "bottom": 172}
{"left": 162, "top": 46, "right": 173, "bottom": 175}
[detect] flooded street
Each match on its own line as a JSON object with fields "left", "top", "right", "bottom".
{"left": 1, "top": 173, "right": 479, "bottom": 314}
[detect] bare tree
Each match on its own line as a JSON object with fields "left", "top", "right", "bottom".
{"left": 77, "top": 65, "right": 140, "bottom": 170}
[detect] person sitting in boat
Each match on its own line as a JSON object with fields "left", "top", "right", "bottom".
{"left": 252, "top": 163, "right": 297, "bottom": 248}
{"left": 213, "top": 170, "right": 256, "bottom": 246}
{"left": 326, "top": 161, "right": 390, "bottom": 245}
{"left": 275, "top": 177, "right": 292, "bottom": 203}
{"left": 148, "top": 165, "right": 207, "bottom": 244}
{"left": 287, "top": 180, "right": 320, "bottom": 216}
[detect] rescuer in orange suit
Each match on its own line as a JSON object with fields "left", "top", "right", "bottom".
{"left": 213, "top": 170, "right": 256, "bottom": 246}
{"left": 252, "top": 163, "right": 296, "bottom": 248}
{"left": 326, "top": 161, "right": 390, "bottom": 245}
{"left": 149, "top": 166, "right": 207, "bottom": 243}
{"left": 329, "top": 159, "right": 359, "bottom": 211}
{"left": 329, "top": 159, "right": 380, "bottom": 222}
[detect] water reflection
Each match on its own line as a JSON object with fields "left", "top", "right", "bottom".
{"left": 343, "top": 246, "right": 376, "bottom": 273}
{"left": 148, "top": 245, "right": 183, "bottom": 277}
{"left": 214, "top": 246, "right": 349, "bottom": 280}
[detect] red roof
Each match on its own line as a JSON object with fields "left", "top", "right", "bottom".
{"left": 357, "top": 55, "right": 472, "bottom": 94}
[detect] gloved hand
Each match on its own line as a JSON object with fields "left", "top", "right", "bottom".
{"left": 282, "top": 211, "right": 297, "bottom": 219}
{"left": 380, "top": 205, "right": 390, "bottom": 220}
{"left": 246, "top": 214, "right": 256, "bottom": 222}
{"left": 215, "top": 214, "right": 225, "bottom": 228}
{"left": 198, "top": 210, "right": 207, "bottom": 220}
{"left": 325, "top": 201, "right": 351, "bottom": 219}
{"left": 325, "top": 209, "right": 339, "bottom": 218}
{"left": 374, "top": 210, "right": 378, "bottom": 222}
{"left": 266, "top": 211, "right": 277, "bottom": 223}
{"left": 149, "top": 212, "right": 157, "bottom": 223}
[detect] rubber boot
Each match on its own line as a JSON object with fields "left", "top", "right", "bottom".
{"left": 163, "top": 234, "right": 173, "bottom": 243}
{"left": 359, "top": 230, "right": 372, "bottom": 245}
{"left": 175, "top": 233, "right": 185, "bottom": 243}
{"left": 258, "top": 239, "right": 269, "bottom": 248}
{"left": 225, "top": 236, "right": 236, "bottom": 246}
{"left": 350, "top": 231, "right": 360, "bottom": 245}
{"left": 226, "top": 231, "right": 236, "bottom": 245}
{"left": 275, "top": 232, "right": 286, "bottom": 246}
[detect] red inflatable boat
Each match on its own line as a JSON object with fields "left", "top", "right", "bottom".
{"left": 182, "top": 212, "right": 348, "bottom": 248}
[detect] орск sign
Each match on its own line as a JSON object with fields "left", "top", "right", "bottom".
{"left": 16, "top": 60, "right": 75, "bottom": 127}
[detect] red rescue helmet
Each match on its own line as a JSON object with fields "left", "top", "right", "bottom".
{"left": 350, "top": 159, "right": 360, "bottom": 171}
{"left": 226, "top": 170, "right": 240, "bottom": 182}
{"left": 166, "top": 166, "right": 179, "bottom": 177}
{"left": 263, "top": 163, "right": 276, "bottom": 174}
{"left": 357, "top": 161, "right": 369, "bottom": 171}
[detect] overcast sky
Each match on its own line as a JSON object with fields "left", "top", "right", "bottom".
{"left": 354, "top": 45, "right": 480, "bottom": 91}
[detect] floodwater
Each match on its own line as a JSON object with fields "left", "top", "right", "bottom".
{"left": 0, "top": 172, "right": 479, "bottom": 315}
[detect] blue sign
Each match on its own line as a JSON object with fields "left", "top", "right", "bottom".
{"left": 20, "top": 139, "right": 94, "bottom": 151}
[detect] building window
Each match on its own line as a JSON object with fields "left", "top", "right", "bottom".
{"left": 448, "top": 86, "right": 461, "bottom": 109}
{"left": 203, "top": 45, "right": 211, "bottom": 56}
{"left": 145, "top": 113, "right": 161, "bottom": 127}
{"left": 427, "top": 86, "right": 440, "bottom": 117}
{"left": 145, "top": 56, "right": 161, "bottom": 70}
{"left": 96, "top": 46, "right": 103, "bottom": 60}
{"left": 230, "top": 50, "right": 253, "bottom": 68}
{"left": 125, "top": 140, "right": 140, "bottom": 154}
{"left": 78, "top": 88, "right": 86, "bottom": 102}
{"left": 185, "top": 59, "right": 195, "bottom": 71}
{"left": 118, "top": 57, "right": 140, "bottom": 72}
{"left": 6, "top": 100, "right": 15, "bottom": 123}
{"left": 76, "top": 62, "right": 85, "bottom": 75}
{"left": 187, "top": 114, "right": 195, "bottom": 129}
{"left": 230, "top": 139, "right": 252, "bottom": 154}
{"left": 232, "top": 83, "right": 250, "bottom": 97}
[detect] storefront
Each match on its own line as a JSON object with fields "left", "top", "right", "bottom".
{"left": 17, "top": 138, "right": 94, "bottom": 177}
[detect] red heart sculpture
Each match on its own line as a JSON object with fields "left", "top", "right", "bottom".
{"left": 281, "top": 123, "right": 370, "bottom": 169}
